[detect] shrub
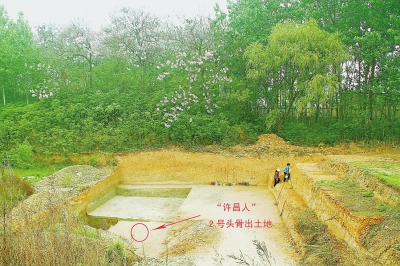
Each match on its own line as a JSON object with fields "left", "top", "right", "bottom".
{"left": 7, "top": 140, "right": 34, "bottom": 169}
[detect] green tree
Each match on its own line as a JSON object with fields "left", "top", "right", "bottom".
{"left": 0, "top": 7, "right": 14, "bottom": 105}
{"left": 35, "top": 25, "right": 64, "bottom": 81}
{"left": 56, "top": 21, "right": 100, "bottom": 92}
{"left": 245, "top": 20, "right": 346, "bottom": 131}
{"left": 303, "top": 0, "right": 400, "bottom": 123}
{"left": 212, "top": 0, "right": 305, "bottom": 124}
{"left": 153, "top": 16, "right": 233, "bottom": 133}
{"left": 103, "top": 7, "right": 163, "bottom": 93}
{"left": 0, "top": 7, "right": 38, "bottom": 105}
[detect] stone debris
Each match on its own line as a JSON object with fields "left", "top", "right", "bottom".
{"left": 33, "top": 165, "right": 112, "bottom": 194}
{"left": 9, "top": 165, "right": 112, "bottom": 225}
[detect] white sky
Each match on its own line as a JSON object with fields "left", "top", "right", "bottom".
{"left": 1, "top": 0, "right": 228, "bottom": 28}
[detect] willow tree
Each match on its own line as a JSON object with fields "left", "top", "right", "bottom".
{"left": 245, "top": 19, "right": 346, "bottom": 131}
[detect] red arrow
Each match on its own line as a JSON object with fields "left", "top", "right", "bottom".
{"left": 152, "top": 215, "right": 201, "bottom": 231}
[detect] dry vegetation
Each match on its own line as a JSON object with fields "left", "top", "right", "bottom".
{"left": 1, "top": 165, "right": 138, "bottom": 266}
{"left": 161, "top": 220, "right": 221, "bottom": 257}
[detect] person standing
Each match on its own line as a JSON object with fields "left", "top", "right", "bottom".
{"left": 284, "top": 163, "right": 290, "bottom": 182}
{"left": 274, "top": 169, "right": 280, "bottom": 187}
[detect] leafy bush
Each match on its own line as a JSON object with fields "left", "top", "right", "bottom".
{"left": 7, "top": 140, "right": 34, "bottom": 169}
{"left": 265, "top": 109, "right": 281, "bottom": 132}
{"left": 280, "top": 122, "right": 334, "bottom": 146}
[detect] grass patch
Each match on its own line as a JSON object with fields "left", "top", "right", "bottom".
{"left": 350, "top": 161, "right": 400, "bottom": 189}
{"left": 72, "top": 226, "right": 101, "bottom": 239}
{"left": 362, "top": 191, "right": 373, "bottom": 197}
{"left": 14, "top": 162, "right": 73, "bottom": 183}
{"left": 317, "top": 179, "right": 384, "bottom": 217}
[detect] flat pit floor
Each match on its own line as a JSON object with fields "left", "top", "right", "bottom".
{"left": 88, "top": 195, "right": 185, "bottom": 221}
{"left": 88, "top": 184, "right": 297, "bottom": 265}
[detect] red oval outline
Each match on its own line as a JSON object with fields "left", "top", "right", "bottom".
{"left": 130, "top": 223, "right": 149, "bottom": 242}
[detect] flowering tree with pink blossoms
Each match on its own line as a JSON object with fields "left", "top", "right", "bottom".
{"left": 156, "top": 50, "right": 232, "bottom": 129}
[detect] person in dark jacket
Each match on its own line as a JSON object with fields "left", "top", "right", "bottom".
{"left": 274, "top": 168, "right": 280, "bottom": 187}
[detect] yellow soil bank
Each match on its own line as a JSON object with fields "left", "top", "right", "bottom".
{"left": 118, "top": 149, "right": 286, "bottom": 185}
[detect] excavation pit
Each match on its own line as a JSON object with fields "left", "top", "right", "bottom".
{"left": 86, "top": 185, "right": 192, "bottom": 228}
{"left": 83, "top": 182, "right": 297, "bottom": 264}
{"left": 86, "top": 185, "right": 193, "bottom": 257}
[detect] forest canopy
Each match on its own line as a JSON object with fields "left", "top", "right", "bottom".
{"left": 1, "top": 0, "right": 399, "bottom": 159}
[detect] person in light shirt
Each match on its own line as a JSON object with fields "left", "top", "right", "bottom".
{"left": 284, "top": 163, "right": 290, "bottom": 182}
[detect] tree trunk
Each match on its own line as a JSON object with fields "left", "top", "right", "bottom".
{"left": 277, "top": 90, "right": 299, "bottom": 132}
{"left": 89, "top": 53, "right": 93, "bottom": 88}
{"left": 2, "top": 85, "right": 5, "bottom": 105}
{"left": 337, "top": 69, "right": 343, "bottom": 121}
{"left": 368, "top": 60, "right": 376, "bottom": 121}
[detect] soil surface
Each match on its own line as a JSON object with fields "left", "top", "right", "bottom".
{"left": 8, "top": 134, "right": 400, "bottom": 265}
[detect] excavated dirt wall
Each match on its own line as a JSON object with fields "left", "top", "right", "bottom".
{"left": 268, "top": 182, "right": 307, "bottom": 257}
{"left": 69, "top": 170, "right": 121, "bottom": 221}
{"left": 296, "top": 164, "right": 384, "bottom": 251}
{"left": 116, "top": 150, "right": 284, "bottom": 185}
